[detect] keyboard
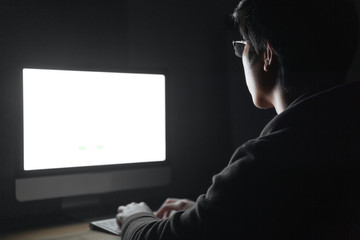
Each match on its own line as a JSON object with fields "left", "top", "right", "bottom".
{"left": 90, "top": 217, "right": 122, "bottom": 236}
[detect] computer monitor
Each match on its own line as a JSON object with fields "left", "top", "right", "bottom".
{"left": 16, "top": 68, "right": 170, "bottom": 203}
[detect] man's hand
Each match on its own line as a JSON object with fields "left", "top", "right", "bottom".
{"left": 156, "top": 198, "right": 195, "bottom": 219}
{"left": 116, "top": 202, "right": 154, "bottom": 228}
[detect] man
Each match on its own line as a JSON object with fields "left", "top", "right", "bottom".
{"left": 116, "top": 0, "right": 360, "bottom": 239}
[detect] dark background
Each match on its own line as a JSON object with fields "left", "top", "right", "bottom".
{"left": 0, "top": 0, "right": 359, "bottom": 232}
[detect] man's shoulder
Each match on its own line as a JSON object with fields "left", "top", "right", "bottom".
{"left": 230, "top": 127, "right": 299, "bottom": 165}
{"left": 265, "top": 82, "right": 360, "bottom": 130}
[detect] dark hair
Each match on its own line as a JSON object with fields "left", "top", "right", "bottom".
{"left": 233, "top": 0, "right": 359, "bottom": 95}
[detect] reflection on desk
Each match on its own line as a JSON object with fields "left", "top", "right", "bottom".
{"left": 1, "top": 222, "right": 120, "bottom": 240}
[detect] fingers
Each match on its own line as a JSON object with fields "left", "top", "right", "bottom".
{"left": 116, "top": 202, "right": 154, "bottom": 227}
{"left": 116, "top": 204, "right": 130, "bottom": 227}
{"left": 156, "top": 198, "right": 178, "bottom": 218}
{"left": 156, "top": 198, "right": 195, "bottom": 219}
{"left": 117, "top": 199, "right": 193, "bottom": 224}
{"left": 117, "top": 202, "right": 139, "bottom": 213}
{"left": 117, "top": 205, "right": 125, "bottom": 213}
{"left": 156, "top": 205, "right": 173, "bottom": 219}
{"left": 116, "top": 202, "right": 134, "bottom": 228}
{"left": 116, "top": 213, "right": 123, "bottom": 228}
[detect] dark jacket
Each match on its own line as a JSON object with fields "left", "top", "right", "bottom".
{"left": 122, "top": 81, "right": 360, "bottom": 240}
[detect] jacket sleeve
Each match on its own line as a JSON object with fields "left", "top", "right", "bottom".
{"left": 121, "top": 139, "right": 269, "bottom": 240}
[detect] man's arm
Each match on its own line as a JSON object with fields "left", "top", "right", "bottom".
{"left": 116, "top": 139, "right": 272, "bottom": 240}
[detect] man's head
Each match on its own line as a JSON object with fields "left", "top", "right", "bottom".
{"left": 232, "top": 0, "right": 359, "bottom": 103}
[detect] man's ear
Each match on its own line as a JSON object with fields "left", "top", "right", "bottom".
{"left": 263, "top": 42, "right": 273, "bottom": 72}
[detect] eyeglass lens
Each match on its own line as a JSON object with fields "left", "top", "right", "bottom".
{"left": 232, "top": 41, "right": 246, "bottom": 58}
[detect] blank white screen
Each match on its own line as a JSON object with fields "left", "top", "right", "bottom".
{"left": 23, "top": 68, "right": 166, "bottom": 171}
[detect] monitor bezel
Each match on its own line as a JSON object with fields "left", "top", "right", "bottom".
{"left": 17, "top": 66, "right": 169, "bottom": 179}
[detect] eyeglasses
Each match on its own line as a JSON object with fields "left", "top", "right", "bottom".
{"left": 232, "top": 40, "right": 246, "bottom": 58}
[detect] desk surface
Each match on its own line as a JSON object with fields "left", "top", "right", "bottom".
{"left": 1, "top": 222, "right": 120, "bottom": 240}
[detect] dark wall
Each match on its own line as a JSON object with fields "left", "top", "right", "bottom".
{"left": 0, "top": 0, "right": 276, "bottom": 226}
